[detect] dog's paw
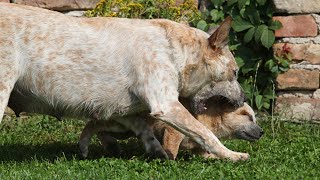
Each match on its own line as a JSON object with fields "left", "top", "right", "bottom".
{"left": 78, "top": 142, "right": 89, "bottom": 159}
{"left": 146, "top": 148, "right": 169, "bottom": 160}
{"left": 228, "top": 152, "right": 249, "bottom": 162}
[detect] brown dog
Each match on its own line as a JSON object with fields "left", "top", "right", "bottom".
{"left": 154, "top": 99, "right": 263, "bottom": 159}
{"left": 79, "top": 98, "right": 263, "bottom": 159}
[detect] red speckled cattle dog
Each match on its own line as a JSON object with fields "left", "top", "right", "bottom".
{"left": 1, "top": 3, "right": 247, "bottom": 161}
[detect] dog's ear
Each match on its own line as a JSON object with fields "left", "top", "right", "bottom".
{"left": 207, "top": 26, "right": 218, "bottom": 35}
{"left": 208, "top": 16, "right": 232, "bottom": 50}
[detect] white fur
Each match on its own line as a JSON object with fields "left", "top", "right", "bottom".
{"left": 0, "top": 3, "right": 247, "bottom": 161}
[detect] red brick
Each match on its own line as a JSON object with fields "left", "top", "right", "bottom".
{"left": 273, "top": 15, "right": 318, "bottom": 37}
{"left": 0, "top": 0, "right": 10, "bottom": 3}
{"left": 273, "top": 43, "right": 320, "bottom": 65}
{"left": 276, "top": 69, "right": 319, "bottom": 90}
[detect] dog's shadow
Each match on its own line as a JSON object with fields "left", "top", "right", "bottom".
{"left": 0, "top": 139, "right": 197, "bottom": 162}
{"left": 0, "top": 143, "right": 83, "bottom": 162}
{"left": 0, "top": 139, "right": 154, "bottom": 162}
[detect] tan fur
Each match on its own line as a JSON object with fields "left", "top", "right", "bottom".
{"left": 155, "top": 100, "right": 262, "bottom": 159}
{"left": 1, "top": 4, "right": 246, "bottom": 161}
{"left": 80, "top": 99, "right": 262, "bottom": 160}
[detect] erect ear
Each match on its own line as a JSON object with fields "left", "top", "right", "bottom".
{"left": 208, "top": 16, "right": 232, "bottom": 50}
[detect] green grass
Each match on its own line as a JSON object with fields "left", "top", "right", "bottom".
{"left": 0, "top": 115, "right": 319, "bottom": 179}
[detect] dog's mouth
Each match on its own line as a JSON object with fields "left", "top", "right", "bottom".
{"left": 240, "top": 131, "right": 261, "bottom": 141}
{"left": 191, "top": 80, "right": 245, "bottom": 114}
{"left": 193, "top": 99, "right": 207, "bottom": 114}
{"left": 233, "top": 125, "right": 264, "bottom": 142}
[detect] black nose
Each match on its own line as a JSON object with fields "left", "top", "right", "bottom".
{"left": 260, "top": 130, "right": 264, "bottom": 137}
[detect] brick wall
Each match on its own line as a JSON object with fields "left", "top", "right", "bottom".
{"left": 272, "top": 0, "right": 320, "bottom": 122}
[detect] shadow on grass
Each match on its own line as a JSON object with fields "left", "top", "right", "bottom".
{"left": 0, "top": 143, "right": 84, "bottom": 162}
{"left": 0, "top": 138, "right": 154, "bottom": 162}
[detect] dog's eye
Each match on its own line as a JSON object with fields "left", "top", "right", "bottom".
{"left": 240, "top": 110, "right": 254, "bottom": 121}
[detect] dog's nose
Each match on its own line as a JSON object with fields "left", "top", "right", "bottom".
{"left": 260, "top": 130, "right": 264, "bottom": 137}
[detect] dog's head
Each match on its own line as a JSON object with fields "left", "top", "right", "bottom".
{"left": 180, "top": 17, "right": 243, "bottom": 113}
{"left": 190, "top": 80, "right": 245, "bottom": 114}
{"left": 204, "top": 16, "right": 238, "bottom": 83}
{"left": 194, "top": 101, "right": 263, "bottom": 142}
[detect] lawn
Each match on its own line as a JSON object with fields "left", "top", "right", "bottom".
{"left": 0, "top": 114, "right": 319, "bottom": 179}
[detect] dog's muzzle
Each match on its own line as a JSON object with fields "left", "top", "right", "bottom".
{"left": 190, "top": 80, "right": 245, "bottom": 114}
{"left": 234, "top": 124, "right": 264, "bottom": 141}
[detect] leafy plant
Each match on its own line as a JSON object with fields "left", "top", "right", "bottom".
{"left": 194, "top": 0, "right": 289, "bottom": 112}
{"left": 85, "top": 0, "right": 200, "bottom": 23}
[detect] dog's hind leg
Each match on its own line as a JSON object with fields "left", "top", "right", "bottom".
{"left": 115, "top": 116, "right": 169, "bottom": 159}
{"left": 96, "top": 131, "right": 121, "bottom": 157}
{"left": 79, "top": 119, "right": 123, "bottom": 158}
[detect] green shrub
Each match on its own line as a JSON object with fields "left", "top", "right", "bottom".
{"left": 85, "top": 0, "right": 199, "bottom": 23}
{"left": 86, "top": 0, "right": 290, "bottom": 113}
{"left": 195, "top": 0, "right": 289, "bottom": 112}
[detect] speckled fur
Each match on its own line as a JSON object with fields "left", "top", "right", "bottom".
{"left": 0, "top": 3, "right": 246, "bottom": 161}
{"left": 79, "top": 101, "right": 262, "bottom": 160}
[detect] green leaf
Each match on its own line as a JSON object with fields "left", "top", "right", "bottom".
{"left": 265, "top": 59, "right": 275, "bottom": 70}
{"left": 227, "top": 0, "right": 237, "bottom": 6}
{"left": 235, "top": 57, "right": 245, "bottom": 68}
{"left": 279, "top": 67, "right": 289, "bottom": 72}
{"left": 196, "top": 20, "right": 208, "bottom": 31}
{"left": 239, "top": 8, "right": 246, "bottom": 18}
{"left": 261, "top": 29, "right": 275, "bottom": 49}
{"left": 210, "top": 9, "right": 224, "bottom": 22}
{"left": 238, "top": 0, "right": 248, "bottom": 9}
{"left": 229, "top": 43, "right": 241, "bottom": 51}
{"left": 264, "top": 94, "right": 275, "bottom": 100}
{"left": 212, "top": 0, "right": 224, "bottom": 8}
{"left": 240, "top": 81, "right": 253, "bottom": 95}
{"left": 269, "top": 20, "right": 282, "bottom": 30}
{"left": 280, "top": 59, "right": 290, "bottom": 68}
{"left": 255, "top": 95, "right": 263, "bottom": 109}
{"left": 246, "top": 5, "right": 261, "bottom": 25}
{"left": 271, "top": 65, "right": 278, "bottom": 72}
{"left": 263, "top": 102, "right": 270, "bottom": 109}
{"left": 232, "top": 18, "right": 253, "bottom": 32}
{"left": 242, "top": 67, "right": 254, "bottom": 74}
{"left": 255, "top": 25, "right": 267, "bottom": 43}
{"left": 244, "top": 27, "right": 255, "bottom": 43}
{"left": 266, "top": 3, "right": 273, "bottom": 18}
{"left": 256, "top": 0, "right": 267, "bottom": 6}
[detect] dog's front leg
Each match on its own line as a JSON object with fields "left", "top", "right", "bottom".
{"left": 150, "top": 101, "right": 249, "bottom": 162}
{"left": 0, "top": 59, "right": 19, "bottom": 122}
{"left": 193, "top": 149, "right": 219, "bottom": 159}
